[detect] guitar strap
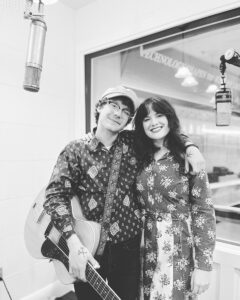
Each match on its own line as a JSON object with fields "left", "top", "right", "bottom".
{"left": 96, "top": 144, "right": 123, "bottom": 256}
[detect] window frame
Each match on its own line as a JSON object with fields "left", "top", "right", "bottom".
{"left": 84, "top": 7, "right": 240, "bottom": 247}
{"left": 85, "top": 7, "right": 240, "bottom": 132}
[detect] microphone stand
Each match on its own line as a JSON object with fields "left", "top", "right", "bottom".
{"left": 24, "top": 0, "right": 45, "bottom": 20}
{"left": 219, "top": 55, "right": 227, "bottom": 92}
{"left": 215, "top": 49, "right": 240, "bottom": 126}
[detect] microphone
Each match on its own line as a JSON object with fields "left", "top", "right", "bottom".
{"left": 215, "top": 87, "right": 232, "bottom": 126}
{"left": 224, "top": 48, "right": 240, "bottom": 67}
{"left": 215, "top": 55, "right": 232, "bottom": 126}
{"left": 214, "top": 48, "right": 240, "bottom": 126}
{"left": 23, "top": 17, "right": 47, "bottom": 92}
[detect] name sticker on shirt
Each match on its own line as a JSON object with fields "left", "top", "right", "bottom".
{"left": 87, "top": 166, "right": 98, "bottom": 178}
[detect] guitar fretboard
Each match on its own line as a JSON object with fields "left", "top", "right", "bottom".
{"left": 43, "top": 237, "right": 121, "bottom": 299}
{"left": 86, "top": 263, "right": 121, "bottom": 300}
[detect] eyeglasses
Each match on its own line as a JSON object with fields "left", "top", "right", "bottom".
{"left": 102, "top": 99, "right": 133, "bottom": 118}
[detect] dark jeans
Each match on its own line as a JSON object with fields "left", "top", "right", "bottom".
{"left": 74, "top": 235, "right": 141, "bottom": 300}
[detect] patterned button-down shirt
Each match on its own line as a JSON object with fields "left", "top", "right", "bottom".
{"left": 44, "top": 130, "right": 142, "bottom": 243}
{"left": 137, "top": 152, "right": 216, "bottom": 299}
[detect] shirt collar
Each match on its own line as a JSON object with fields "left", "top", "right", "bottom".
{"left": 87, "top": 128, "right": 100, "bottom": 151}
{"left": 87, "top": 127, "right": 122, "bottom": 152}
{"left": 151, "top": 149, "right": 171, "bottom": 162}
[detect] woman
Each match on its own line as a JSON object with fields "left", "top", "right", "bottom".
{"left": 134, "top": 97, "right": 216, "bottom": 300}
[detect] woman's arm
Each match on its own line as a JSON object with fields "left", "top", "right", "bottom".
{"left": 189, "top": 169, "right": 216, "bottom": 296}
{"left": 185, "top": 144, "right": 206, "bottom": 174}
{"left": 181, "top": 134, "right": 206, "bottom": 173}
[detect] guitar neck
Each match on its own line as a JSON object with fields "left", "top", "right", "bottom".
{"left": 41, "top": 237, "right": 121, "bottom": 299}
{"left": 86, "top": 263, "right": 121, "bottom": 300}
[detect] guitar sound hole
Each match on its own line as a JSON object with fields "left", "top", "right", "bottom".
{"left": 41, "top": 238, "right": 69, "bottom": 270}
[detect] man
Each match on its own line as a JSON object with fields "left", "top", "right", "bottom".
{"left": 44, "top": 86, "right": 204, "bottom": 300}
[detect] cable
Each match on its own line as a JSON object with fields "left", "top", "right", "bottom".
{"left": 0, "top": 277, "right": 13, "bottom": 300}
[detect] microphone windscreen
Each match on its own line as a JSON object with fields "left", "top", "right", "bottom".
{"left": 23, "top": 65, "right": 41, "bottom": 92}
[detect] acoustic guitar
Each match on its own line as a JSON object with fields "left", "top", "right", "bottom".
{"left": 24, "top": 188, "right": 121, "bottom": 300}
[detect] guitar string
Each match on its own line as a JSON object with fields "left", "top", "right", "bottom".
{"left": 39, "top": 219, "right": 119, "bottom": 299}
{"left": 47, "top": 237, "right": 120, "bottom": 300}
{"left": 48, "top": 238, "right": 109, "bottom": 294}
{"left": 86, "top": 267, "right": 120, "bottom": 300}
{"left": 87, "top": 270, "right": 116, "bottom": 300}
{"left": 39, "top": 213, "right": 120, "bottom": 299}
{"left": 40, "top": 222, "right": 120, "bottom": 299}
{"left": 36, "top": 196, "right": 120, "bottom": 298}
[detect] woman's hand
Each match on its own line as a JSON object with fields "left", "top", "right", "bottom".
{"left": 185, "top": 146, "right": 206, "bottom": 174}
{"left": 191, "top": 269, "right": 212, "bottom": 296}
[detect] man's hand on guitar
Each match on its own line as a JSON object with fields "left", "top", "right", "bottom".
{"left": 67, "top": 234, "right": 100, "bottom": 282}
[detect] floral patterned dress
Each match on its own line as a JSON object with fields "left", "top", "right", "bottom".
{"left": 136, "top": 152, "right": 216, "bottom": 300}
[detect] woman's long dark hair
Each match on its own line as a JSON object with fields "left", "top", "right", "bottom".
{"left": 133, "top": 97, "right": 186, "bottom": 167}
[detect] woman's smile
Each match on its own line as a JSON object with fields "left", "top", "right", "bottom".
{"left": 150, "top": 125, "right": 164, "bottom": 133}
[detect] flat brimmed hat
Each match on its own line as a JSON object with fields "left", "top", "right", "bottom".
{"left": 101, "top": 86, "right": 139, "bottom": 111}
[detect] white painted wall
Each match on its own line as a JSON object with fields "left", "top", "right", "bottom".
{"left": 1, "top": 0, "right": 240, "bottom": 299}
{"left": 199, "top": 243, "right": 240, "bottom": 300}
{"left": 75, "top": 0, "right": 240, "bottom": 52}
{"left": 0, "top": 1, "right": 76, "bottom": 299}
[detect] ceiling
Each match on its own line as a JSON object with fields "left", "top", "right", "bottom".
{"left": 60, "top": 0, "right": 95, "bottom": 9}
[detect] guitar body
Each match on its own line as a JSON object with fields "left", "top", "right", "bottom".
{"left": 24, "top": 188, "right": 101, "bottom": 284}
{"left": 24, "top": 189, "right": 121, "bottom": 299}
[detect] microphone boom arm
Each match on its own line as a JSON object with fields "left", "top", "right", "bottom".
{"left": 24, "top": 0, "right": 45, "bottom": 20}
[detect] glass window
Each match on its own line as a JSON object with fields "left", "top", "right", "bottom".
{"left": 85, "top": 8, "right": 240, "bottom": 246}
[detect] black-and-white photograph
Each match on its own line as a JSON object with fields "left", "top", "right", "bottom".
{"left": 1, "top": 1, "right": 240, "bottom": 299}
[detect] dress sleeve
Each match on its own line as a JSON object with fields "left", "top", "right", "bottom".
{"left": 189, "top": 170, "right": 216, "bottom": 271}
{"left": 180, "top": 133, "right": 195, "bottom": 147}
{"left": 44, "top": 142, "right": 81, "bottom": 240}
